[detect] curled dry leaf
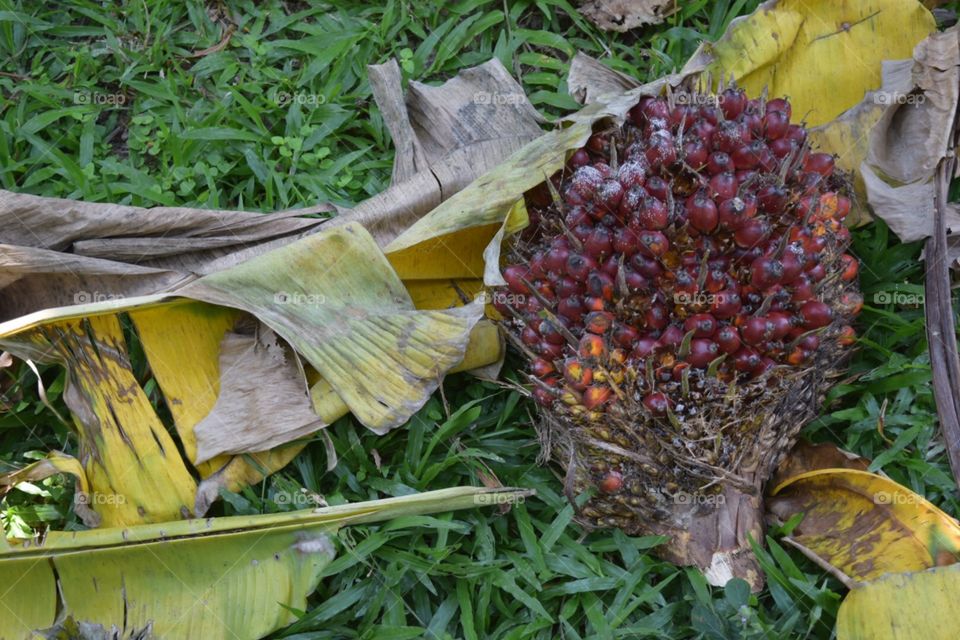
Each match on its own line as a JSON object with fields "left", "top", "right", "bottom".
{"left": 0, "top": 451, "right": 99, "bottom": 527}
{"left": 0, "top": 222, "right": 498, "bottom": 524}
{"left": 769, "top": 440, "right": 870, "bottom": 489}
{"left": 0, "top": 58, "right": 542, "bottom": 321}
{"left": 577, "top": 0, "right": 676, "bottom": 32}
{"left": 767, "top": 468, "right": 960, "bottom": 583}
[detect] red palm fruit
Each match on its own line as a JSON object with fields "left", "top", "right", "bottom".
{"left": 743, "top": 112, "right": 763, "bottom": 138}
{"left": 700, "top": 103, "right": 720, "bottom": 125}
{"left": 734, "top": 218, "right": 771, "bottom": 248}
{"left": 644, "top": 304, "right": 669, "bottom": 331}
{"left": 632, "top": 336, "right": 658, "bottom": 358}
{"left": 622, "top": 267, "right": 649, "bottom": 292}
{"left": 733, "top": 347, "right": 762, "bottom": 372}
{"left": 785, "top": 123, "right": 806, "bottom": 144}
{"left": 781, "top": 244, "right": 805, "bottom": 282}
{"left": 750, "top": 256, "right": 784, "bottom": 289}
{"left": 837, "top": 325, "right": 857, "bottom": 346}
{"left": 683, "top": 139, "right": 709, "bottom": 167}
{"left": 836, "top": 194, "right": 852, "bottom": 219}
{"left": 525, "top": 296, "right": 543, "bottom": 314}
{"left": 544, "top": 242, "right": 570, "bottom": 273}
{"left": 785, "top": 347, "right": 808, "bottom": 366}
{"left": 799, "top": 334, "right": 820, "bottom": 351}
{"left": 709, "top": 172, "right": 737, "bottom": 200}
{"left": 572, "top": 221, "right": 594, "bottom": 243}
{"left": 714, "top": 120, "right": 750, "bottom": 153}
{"left": 715, "top": 325, "right": 741, "bottom": 354}
{"left": 803, "top": 233, "right": 827, "bottom": 255}
{"left": 761, "top": 109, "right": 790, "bottom": 139}
{"left": 521, "top": 325, "right": 540, "bottom": 345}
{"left": 645, "top": 175, "right": 670, "bottom": 201}
{"left": 598, "top": 470, "right": 623, "bottom": 494}
{"left": 568, "top": 204, "right": 590, "bottom": 228}
{"left": 584, "top": 311, "right": 614, "bottom": 334}
{"left": 583, "top": 385, "right": 613, "bottom": 410}
{"left": 619, "top": 185, "right": 648, "bottom": 216}
{"left": 557, "top": 295, "right": 585, "bottom": 323}
{"left": 643, "top": 392, "right": 669, "bottom": 414}
{"left": 767, "top": 311, "right": 794, "bottom": 340}
{"left": 531, "top": 358, "right": 556, "bottom": 377}
{"left": 583, "top": 295, "right": 607, "bottom": 312}
{"left": 791, "top": 275, "right": 815, "bottom": 303}
{"left": 670, "top": 103, "right": 693, "bottom": 128}
{"left": 579, "top": 334, "right": 607, "bottom": 360}
{"left": 636, "top": 196, "right": 670, "bottom": 229}
{"left": 840, "top": 254, "right": 859, "bottom": 281}
{"left": 687, "top": 339, "right": 720, "bottom": 368}
{"left": 684, "top": 313, "right": 718, "bottom": 337}
{"left": 799, "top": 300, "right": 833, "bottom": 329}
{"left": 718, "top": 197, "right": 749, "bottom": 229}
{"left": 503, "top": 265, "right": 531, "bottom": 294}
{"left": 720, "top": 87, "right": 746, "bottom": 119}
{"left": 609, "top": 348, "right": 627, "bottom": 366}
{"left": 707, "top": 151, "right": 734, "bottom": 175}
{"left": 641, "top": 97, "right": 670, "bottom": 121}
{"left": 687, "top": 193, "right": 719, "bottom": 233}
{"left": 766, "top": 97, "right": 792, "bottom": 119}
{"left": 806, "top": 262, "right": 826, "bottom": 282}
{"left": 690, "top": 119, "right": 716, "bottom": 145}
{"left": 556, "top": 276, "right": 581, "bottom": 298}
{"left": 601, "top": 254, "right": 620, "bottom": 278}
{"left": 617, "top": 160, "right": 648, "bottom": 188}
{"left": 612, "top": 226, "right": 640, "bottom": 255}
{"left": 769, "top": 137, "right": 797, "bottom": 158}
{"left": 658, "top": 325, "right": 684, "bottom": 348}
{"left": 569, "top": 148, "right": 590, "bottom": 167}
{"left": 803, "top": 153, "right": 835, "bottom": 177}
{"left": 732, "top": 141, "right": 765, "bottom": 170}
{"left": 529, "top": 251, "right": 546, "bottom": 278}
{"left": 584, "top": 227, "right": 613, "bottom": 260}
{"left": 587, "top": 134, "right": 607, "bottom": 153}
{"left": 742, "top": 316, "right": 775, "bottom": 346}
{"left": 596, "top": 179, "right": 624, "bottom": 211}
{"left": 757, "top": 184, "right": 789, "bottom": 212}
{"left": 539, "top": 341, "right": 565, "bottom": 359}
{"left": 539, "top": 319, "right": 566, "bottom": 345}
{"left": 613, "top": 323, "right": 641, "bottom": 348}
{"left": 569, "top": 165, "right": 604, "bottom": 199}
{"left": 711, "top": 290, "right": 742, "bottom": 319}
{"left": 532, "top": 386, "right": 556, "bottom": 407}
{"left": 586, "top": 270, "right": 615, "bottom": 301}
{"left": 645, "top": 131, "right": 677, "bottom": 168}
{"left": 563, "top": 357, "right": 593, "bottom": 390}
{"left": 566, "top": 253, "right": 599, "bottom": 280}
{"left": 839, "top": 291, "right": 864, "bottom": 316}
{"left": 637, "top": 230, "right": 670, "bottom": 257}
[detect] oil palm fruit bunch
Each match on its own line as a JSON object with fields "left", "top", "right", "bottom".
{"left": 495, "top": 86, "right": 862, "bottom": 584}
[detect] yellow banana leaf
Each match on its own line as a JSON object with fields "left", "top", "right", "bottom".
{"left": 837, "top": 564, "right": 960, "bottom": 640}
{"left": 0, "top": 222, "right": 500, "bottom": 526}
{"left": 684, "top": 0, "right": 935, "bottom": 127}
{"left": 767, "top": 468, "right": 960, "bottom": 583}
{"left": 0, "top": 486, "right": 531, "bottom": 640}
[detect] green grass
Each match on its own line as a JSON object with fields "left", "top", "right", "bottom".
{"left": 1, "top": 0, "right": 958, "bottom": 638}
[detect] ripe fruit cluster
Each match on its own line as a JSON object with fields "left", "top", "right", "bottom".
{"left": 495, "top": 88, "right": 862, "bottom": 527}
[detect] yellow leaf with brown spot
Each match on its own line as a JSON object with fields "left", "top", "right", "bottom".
{"left": 838, "top": 564, "right": 960, "bottom": 640}
{"left": 767, "top": 468, "right": 960, "bottom": 582}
